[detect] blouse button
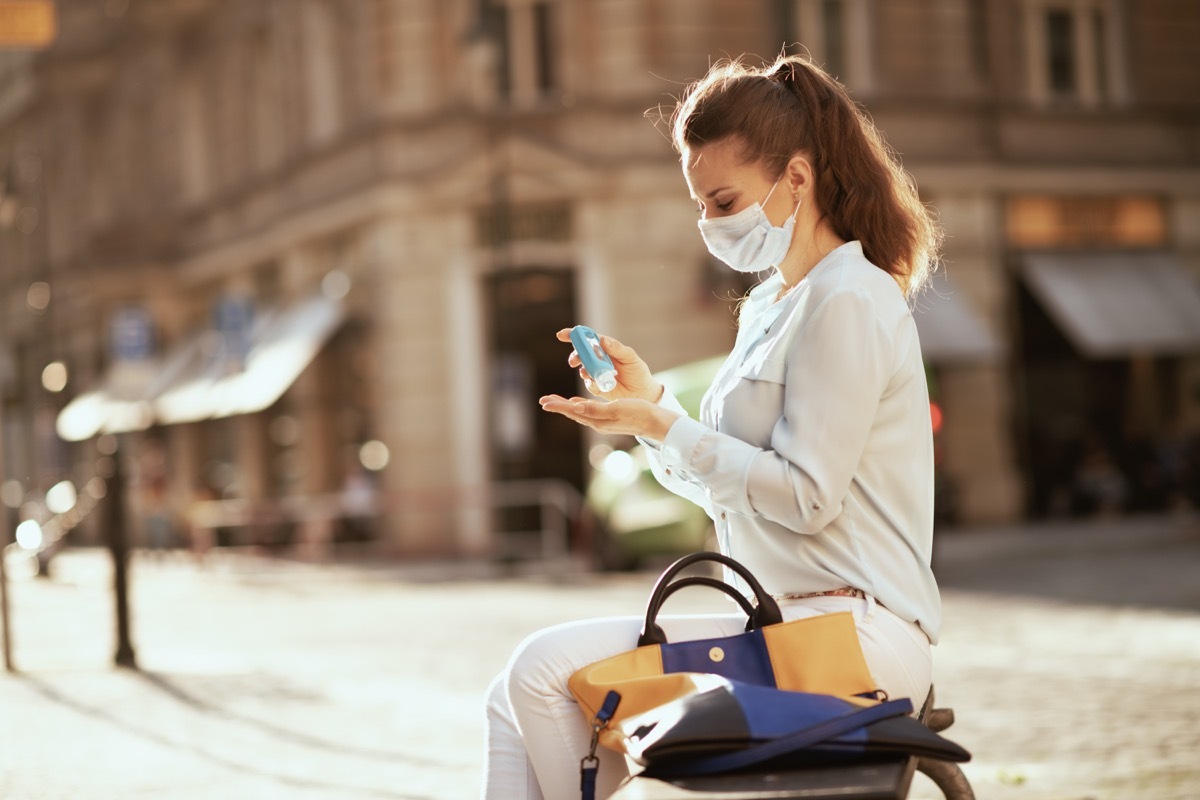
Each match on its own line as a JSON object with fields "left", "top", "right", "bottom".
{"left": 720, "top": 512, "right": 727, "bottom": 520}
{"left": 664, "top": 468, "right": 672, "bottom": 476}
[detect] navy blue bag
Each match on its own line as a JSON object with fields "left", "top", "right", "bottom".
{"left": 617, "top": 676, "right": 971, "bottom": 778}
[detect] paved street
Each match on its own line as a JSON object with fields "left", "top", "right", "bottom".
{"left": 1, "top": 514, "right": 1198, "bottom": 800}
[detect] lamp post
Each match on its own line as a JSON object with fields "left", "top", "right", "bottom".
{"left": 100, "top": 435, "right": 136, "bottom": 669}
{"left": 0, "top": 396, "right": 13, "bottom": 672}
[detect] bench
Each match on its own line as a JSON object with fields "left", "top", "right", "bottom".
{"left": 610, "top": 688, "right": 974, "bottom": 800}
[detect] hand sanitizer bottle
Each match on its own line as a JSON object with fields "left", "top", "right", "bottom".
{"left": 569, "top": 325, "right": 619, "bottom": 393}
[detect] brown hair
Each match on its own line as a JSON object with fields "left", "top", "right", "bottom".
{"left": 669, "top": 55, "right": 940, "bottom": 297}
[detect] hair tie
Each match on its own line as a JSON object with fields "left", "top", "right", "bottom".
{"left": 767, "top": 60, "right": 797, "bottom": 86}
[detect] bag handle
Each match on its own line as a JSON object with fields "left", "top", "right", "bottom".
{"left": 638, "top": 552, "right": 784, "bottom": 647}
{"left": 643, "top": 697, "right": 914, "bottom": 778}
{"left": 656, "top": 576, "right": 758, "bottom": 621}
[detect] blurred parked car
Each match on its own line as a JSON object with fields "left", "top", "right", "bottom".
{"left": 585, "top": 356, "right": 724, "bottom": 569}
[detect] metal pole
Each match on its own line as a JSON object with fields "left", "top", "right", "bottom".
{"left": 105, "top": 441, "right": 136, "bottom": 669}
{"left": 0, "top": 511, "right": 12, "bottom": 673}
{"left": 0, "top": 400, "right": 13, "bottom": 672}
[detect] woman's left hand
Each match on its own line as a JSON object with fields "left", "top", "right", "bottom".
{"left": 538, "top": 395, "right": 679, "bottom": 441}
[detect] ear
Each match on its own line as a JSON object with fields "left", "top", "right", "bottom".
{"left": 784, "top": 153, "right": 814, "bottom": 199}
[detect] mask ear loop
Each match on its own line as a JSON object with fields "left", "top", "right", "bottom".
{"left": 762, "top": 173, "right": 803, "bottom": 226}
{"left": 760, "top": 175, "right": 784, "bottom": 207}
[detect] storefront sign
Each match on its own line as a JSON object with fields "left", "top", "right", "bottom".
{"left": 0, "top": 1, "right": 56, "bottom": 48}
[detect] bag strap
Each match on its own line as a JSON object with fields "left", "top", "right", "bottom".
{"left": 580, "top": 691, "right": 621, "bottom": 800}
{"left": 641, "top": 576, "right": 759, "bottom": 644}
{"left": 639, "top": 552, "right": 783, "bottom": 646}
{"left": 644, "top": 697, "right": 914, "bottom": 778}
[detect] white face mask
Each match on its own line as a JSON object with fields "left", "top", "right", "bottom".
{"left": 697, "top": 177, "right": 800, "bottom": 273}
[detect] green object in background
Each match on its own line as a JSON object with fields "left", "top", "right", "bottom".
{"left": 655, "top": 355, "right": 727, "bottom": 418}
{"left": 585, "top": 356, "right": 724, "bottom": 570}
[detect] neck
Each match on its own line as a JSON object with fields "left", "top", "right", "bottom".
{"left": 776, "top": 218, "right": 846, "bottom": 289}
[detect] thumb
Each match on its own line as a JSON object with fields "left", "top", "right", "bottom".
{"left": 600, "top": 335, "right": 638, "bottom": 364}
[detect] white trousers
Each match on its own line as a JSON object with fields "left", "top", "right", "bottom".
{"left": 481, "top": 595, "right": 932, "bottom": 800}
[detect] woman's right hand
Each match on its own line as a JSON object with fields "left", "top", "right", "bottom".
{"left": 556, "top": 329, "right": 663, "bottom": 404}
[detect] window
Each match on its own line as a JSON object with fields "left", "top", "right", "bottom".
{"left": 794, "top": 0, "right": 872, "bottom": 93}
{"left": 1045, "top": 9, "right": 1075, "bottom": 96}
{"left": 821, "top": 0, "right": 845, "bottom": 80}
{"left": 250, "top": 27, "right": 283, "bottom": 171}
{"left": 532, "top": 2, "right": 556, "bottom": 95}
{"left": 1025, "top": 0, "right": 1127, "bottom": 107}
{"left": 302, "top": 0, "right": 341, "bottom": 143}
{"left": 480, "top": 0, "right": 560, "bottom": 106}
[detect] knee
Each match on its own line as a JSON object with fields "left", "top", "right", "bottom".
{"left": 504, "top": 624, "right": 576, "bottom": 702}
{"left": 485, "top": 671, "right": 509, "bottom": 717}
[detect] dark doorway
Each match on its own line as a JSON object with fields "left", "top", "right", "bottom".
{"left": 1012, "top": 279, "right": 1180, "bottom": 518}
{"left": 484, "top": 268, "right": 584, "bottom": 557}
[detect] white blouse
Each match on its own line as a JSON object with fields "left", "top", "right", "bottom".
{"left": 643, "top": 241, "right": 942, "bottom": 643}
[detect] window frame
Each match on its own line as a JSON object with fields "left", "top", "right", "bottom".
{"left": 1023, "top": 0, "right": 1128, "bottom": 109}
{"left": 793, "top": 0, "right": 874, "bottom": 95}
{"left": 482, "top": 0, "right": 563, "bottom": 109}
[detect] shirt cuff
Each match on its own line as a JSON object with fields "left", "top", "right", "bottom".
{"left": 638, "top": 386, "right": 689, "bottom": 452}
{"left": 660, "top": 415, "right": 707, "bottom": 476}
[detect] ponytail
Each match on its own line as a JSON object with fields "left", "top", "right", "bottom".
{"left": 670, "top": 55, "right": 940, "bottom": 297}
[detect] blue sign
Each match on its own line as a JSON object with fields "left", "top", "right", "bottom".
{"left": 110, "top": 307, "right": 155, "bottom": 362}
{"left": 214, "top": 294, "right": 255, "bottom": 368}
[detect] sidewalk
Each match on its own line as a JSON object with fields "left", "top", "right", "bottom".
{"left": 1, "top": 515, "right": 1198, "bottom": 799}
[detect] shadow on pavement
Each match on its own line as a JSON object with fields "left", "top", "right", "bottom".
{"left": 135, "top": 670, "right": 439, "bottom": 765}
{"left": 932, "top": 514, "right": 1200, "bottom": 612}
{"left": 16, "top": 672, "right": 437, "bottom": 800}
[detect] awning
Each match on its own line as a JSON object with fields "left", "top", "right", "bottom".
{"left": 55, "top": 350, "right": 202, "bottom": 441}
{"left": 156, "top": 293, "right": 344, "bottom": 425}
{"left": 913, "top": 272, "right": 1004, "bottom": 364}
{"left": 56, "top": 293, "right": 344, "bottom": 441}
{"left": 1021, "top": 252, "right": 1200, "bottom": 358}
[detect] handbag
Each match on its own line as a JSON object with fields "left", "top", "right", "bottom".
{"left": 569, "top": 552, "right": 882, "bottom": 797}
{"left": 618, "top": 676, "right": 971, "bottom": 778}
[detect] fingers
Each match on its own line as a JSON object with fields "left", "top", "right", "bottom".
{"left": 539, "top": 395, "right": 613, "bottom": 419}
{"left": 558, "top": 328, "right": 631, "bottom": 386}
{"left": 539, "top": 395, "right": 595, "bottom": 429}
{"left": 599, "top": 334, "right": 632, "bottom": 361}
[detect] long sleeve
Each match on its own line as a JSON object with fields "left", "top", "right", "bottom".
{"left": 640, "top": 389, "right": 716, "bottom": 520}
{"left": 657, "top": 286, "right": 890, "bottom": 534}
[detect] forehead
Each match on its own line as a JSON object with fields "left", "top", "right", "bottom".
{"left": 682, "top": 137, "right": 766, "bottom": 194}
{"left": 683, "top": 138, "right": 744, "bottom": 177}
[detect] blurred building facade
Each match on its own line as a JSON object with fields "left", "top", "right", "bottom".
{"left": 1, "top": 0, "right": 1198, "bottom": 556}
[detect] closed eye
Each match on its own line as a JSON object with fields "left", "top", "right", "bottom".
{"left": 696, "top": 199, "right": 736, "bottom": 214}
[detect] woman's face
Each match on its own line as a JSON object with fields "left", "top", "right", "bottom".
{"left": 682, "top": 137, "right": 795, "bottom": 226}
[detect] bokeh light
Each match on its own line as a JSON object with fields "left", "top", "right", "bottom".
{"left": 602, "top": 449, "right": 636, "bottom": 484}
{"left": 1, "top": 480, "right": 23, "bottom": 509}
{"left": 45, "top": 480, "right": 78, "bottom": 515}
{"left": 86, "top": 476, "right": 108, "bottom": 500}
{"left": 359, "top": 440, "right": 390, "bottom": 471}
{"left": 15, "top": 519, "right": 43, "bottom": 550}
{"left": 26, "top": 281, "right": 51, "bottom": 311}
{"left": 42, "top": 361, "right": 68, "bottom": 392}
{"left": 321, "top": 269, "right": 351, "bottom": 301}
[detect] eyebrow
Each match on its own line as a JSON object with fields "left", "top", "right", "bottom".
{"left": 693, "top": 186, "right": 734, "bottom": 202}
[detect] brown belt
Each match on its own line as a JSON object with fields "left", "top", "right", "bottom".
{"left": 773, "top": 587, "right": 866, "bottom": 601}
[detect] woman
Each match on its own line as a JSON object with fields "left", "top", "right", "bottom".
{"left": 482, "top": 54, "right": 942, "bottom": 800}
